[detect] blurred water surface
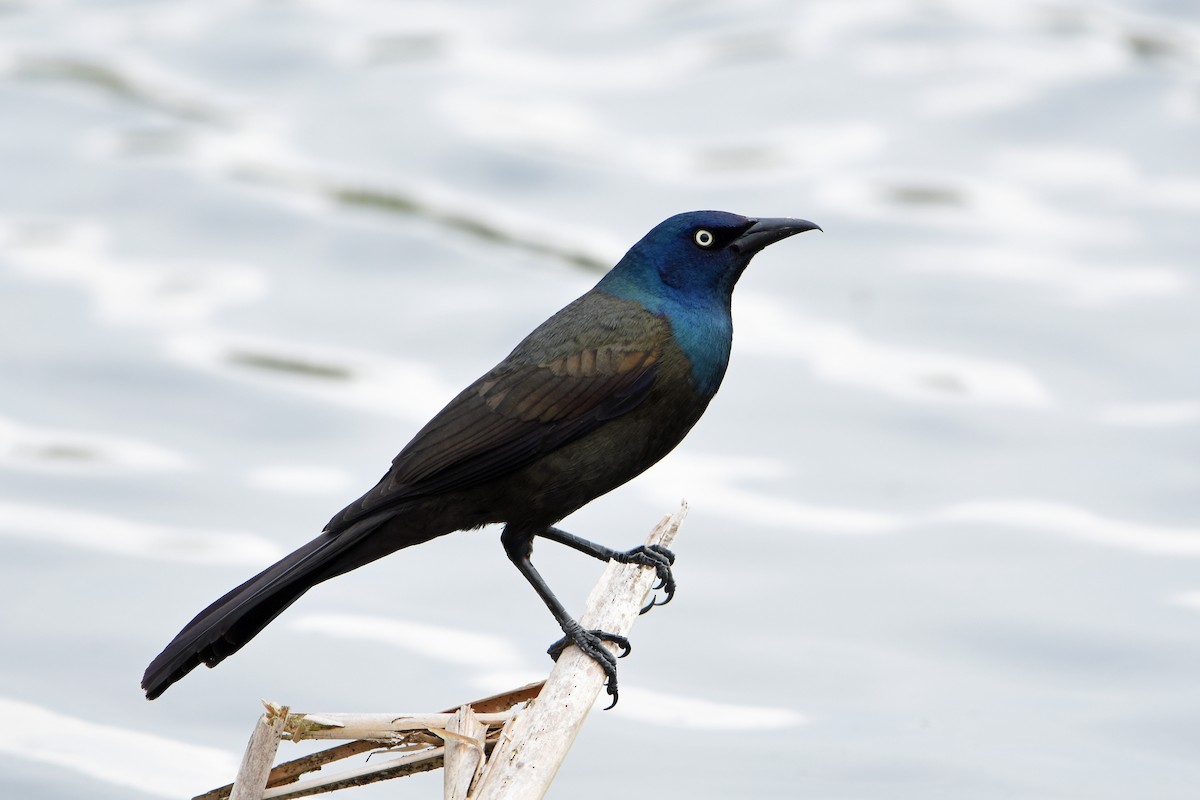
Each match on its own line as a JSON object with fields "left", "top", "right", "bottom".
{"left": 2, "top": 1, "right": 1199, "bottom": 798}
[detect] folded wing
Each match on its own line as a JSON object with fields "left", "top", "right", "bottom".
{"left": 326, "top": 345, "right": 661, "bottom": 530}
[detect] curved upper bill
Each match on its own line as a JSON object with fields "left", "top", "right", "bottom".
{"left": 733, "top": 217, "right": 822, "bottom": 255}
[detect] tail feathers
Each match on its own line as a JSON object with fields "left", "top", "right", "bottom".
{"left": 141, "top": 514, "right": 392, "bottom": 700}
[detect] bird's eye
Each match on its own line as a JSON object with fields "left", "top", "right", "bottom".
{"left": 694, "top": 229, "right": 714, "bottom": 248}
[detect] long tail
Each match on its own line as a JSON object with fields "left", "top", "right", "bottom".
{"left": 142, "top": 513, "right": 403, "bottom": 700}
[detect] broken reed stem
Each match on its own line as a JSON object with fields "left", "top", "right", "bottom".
{"left": 472, "top": 502, "right": 687, "bottom": 800}
{"left": 281, "top": 711, "right": 514, "bottom": 742}
{"left": 443, "top": 705, "right": 489, "bottom": 800}
{"left": 229, "top": 706, "right": 288, "bottom": 800}
{"left": 206, "top": 503, "right": 686, "bottom": 800}
{"left": 195, "top": 684, "right": 546, "bottom": 800}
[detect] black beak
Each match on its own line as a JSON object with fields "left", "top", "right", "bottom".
{"left": 732, "top": 217, "right": 822, "bottom": 255}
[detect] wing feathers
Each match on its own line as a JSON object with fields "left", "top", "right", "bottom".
{"left": 326, "top": 343, "right": 663, "bottom": 530}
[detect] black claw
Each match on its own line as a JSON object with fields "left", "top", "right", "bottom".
{"left": 546, "top": 626, "right": 630, "bottom": 707}
{"left": 615, "top": 544, "right": 677, "bottom": 613}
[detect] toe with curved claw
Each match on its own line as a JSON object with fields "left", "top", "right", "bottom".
{"left": 613, "top": 544, "right": 676, "bottom": 613}
{"left": 547, "top": 625, "right": 631, "bottom": 708}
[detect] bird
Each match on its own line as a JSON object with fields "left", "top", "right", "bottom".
{"left": 142, "top": 210, "right": 820, "bottom": 706}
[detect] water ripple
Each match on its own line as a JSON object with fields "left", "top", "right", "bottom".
{"left": 0, "top": 695, "right": 237, "bottom": 799}
{"left": 0, "top": 500, "right": 282, "bottom": 564}
{"left": 0, "top": 413, "right": 188, "bottom": 474}
{"left": 738, "top": 293, "right": 1053, "bottom": 407}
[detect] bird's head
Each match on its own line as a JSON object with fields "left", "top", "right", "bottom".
{"left": 598, "top": 210, "right": 821, "bottom": 307}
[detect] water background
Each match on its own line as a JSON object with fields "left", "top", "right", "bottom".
{"left": 2, "top": 1, "right": 1199, "bottom": 797}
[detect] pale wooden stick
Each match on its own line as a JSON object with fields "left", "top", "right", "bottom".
{"left": 280, "top": 711, "right": 513, "bottom": 741}
{"left": 195, "top": 685, "right": 546, "bottom": 800}
{"left": 443, "top": 705, "right": 488, "bottom": 800}
{"left": 472, "top": 503, "right": 686, "bottom": 800}
{"left": 206, "top": 507, "right": 684, "bottom": 800}
{"left": 230, "top": 705, "right": 288, "bottom": 800}
{"left": 260, "top": 747, "right": 444, "bottom": 799}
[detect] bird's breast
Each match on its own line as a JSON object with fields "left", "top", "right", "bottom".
{"left": 501, "top": 361, "right": 712, "bottom": 524}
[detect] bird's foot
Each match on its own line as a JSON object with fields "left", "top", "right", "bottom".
{"left": 613, "top": 544, "right": 676, "bottom": 613}
{"left": 547, "top": 623, "right": 631, "bottom": 709}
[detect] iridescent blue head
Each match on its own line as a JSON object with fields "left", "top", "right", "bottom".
{"left": 597, "top": 210, "right": 820, "bottom": 394}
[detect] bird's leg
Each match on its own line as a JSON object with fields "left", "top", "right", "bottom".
{"left": 537, "top": 526, "right": 676, "bottom": 613}
{"left": 501, "top": 525, "right": 629, "bottom": 708}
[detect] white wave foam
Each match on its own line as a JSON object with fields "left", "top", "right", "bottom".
{"left": 472, "top": 669, "right": 807, "bottom": 730}
{"left": 904, "top": 246, "right": 1185, "bottom": 306}
{"left": 1173, "top": 591, "right": 1200, "bottom": 612}
{"left": 613, "top": 685, "right": 807, "bottom": 730}
{"left": 640, "top": 455, "right": 1200, "bottom": 558}
{"left": 292, "top": 613, "right": 526, "bottom": 667}
{"left": 638, "top": 454, "right": 906, "bottom": 535}
{"left": 0, "top": 218, "right": 266, "bottom": 329}
{"left": 0, "top": 696, "right": 238, "bottom": 798}
{"left": 737, "top": 294, "right": 1052, "bottom": 407}
{"left": 932, "top": 500, "right": 1200, "bottom": 556}
{"left": 248, "top": 465, "right": 354, "bottom": 494}
{"left": 994, "top": 145, "right": 1200, "bottom": 213}
{"left": 815, "top": 171, "right": 1135, "bottom": 246}
{"left": 440, "top": 89, "right": 885, "bottom": 183}
{"left": 994, "top": 146, "right": 1141, "bottom": 191}
{"left": 1097, "top": 402, "right": 1200, "bottom": 427}
{"left": 858, "top": 28, "right": 1127, "bottom": 116}
{"left": 0, "top": 500, "right": 282, "bottom": 564}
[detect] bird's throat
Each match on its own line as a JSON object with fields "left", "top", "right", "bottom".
{"left": 666, "top": 304, "right": 732, "bottom": 396}
{"left": 596, "top": 276, "right": 734, "bottom": 397}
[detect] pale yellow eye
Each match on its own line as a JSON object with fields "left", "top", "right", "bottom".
{"left": 694, "top": 229, "right": 714, "bottom": 247}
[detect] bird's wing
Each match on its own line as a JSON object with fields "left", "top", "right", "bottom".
{"left": 327, "top": 344, "right": 661, "bottom": 529}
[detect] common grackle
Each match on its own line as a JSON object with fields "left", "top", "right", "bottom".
{"left": 142, "top": 211, "right": 820, "bottom": 705}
